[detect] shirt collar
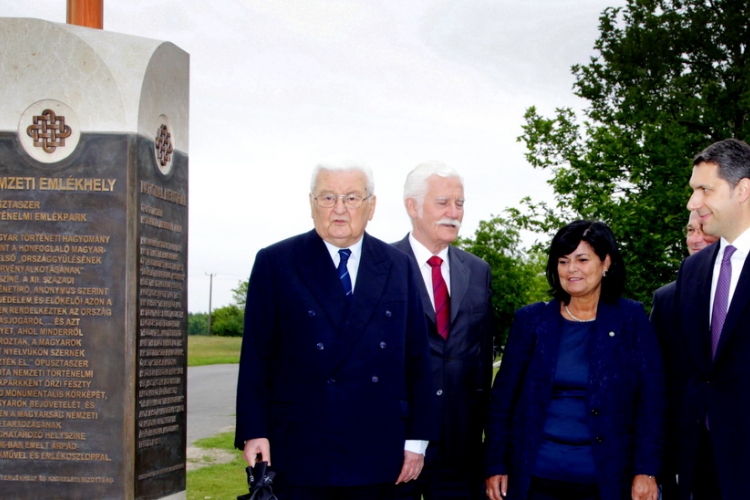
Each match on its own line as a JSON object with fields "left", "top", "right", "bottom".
{"left": 720, "top": 226, "right": 750, "bottom": 257}
{"left": 408, "top": 232, "right": 450, "bottom": 266}
{"left": 323, "top": 235, "right": 364, "bottom": 262}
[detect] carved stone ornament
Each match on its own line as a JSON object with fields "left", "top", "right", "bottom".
{"left": 154, "top": 121, "right": 174, "bottom": 174}
{"left": 18, "top": 99, "right": 81, "bottom": 163}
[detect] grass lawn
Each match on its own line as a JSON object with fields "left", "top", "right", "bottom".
{"left": 187, "top": 432, "right": 248, "bottom": 500}
{"left": 188, "top": 335, "right": 242, "bottom": 367}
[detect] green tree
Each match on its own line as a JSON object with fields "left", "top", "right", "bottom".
{"left": 458, "top": 215, "right": 548, "bottom": 347}
{"left": 210, "top": 304, "right": 244, "bottom": 337}
{"left": 232, "top": 280, "right": 248, "bottom": 309}
{"left": 518, "top": 0, "right": 750, "bottom": 305}
{"left": 187, "top": 312, "right": 208, "bottom": 335}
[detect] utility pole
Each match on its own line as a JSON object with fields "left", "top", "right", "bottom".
{"left": 206, "top": 273, "right": 215, "bottom": 335}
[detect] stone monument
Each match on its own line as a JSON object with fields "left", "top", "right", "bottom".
{"left": 0, "top": 17, "right": 189, "bottom": 500}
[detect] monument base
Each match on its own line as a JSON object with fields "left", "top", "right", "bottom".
{"left": 159, "top": 491, "right": 186, "bottom": 500}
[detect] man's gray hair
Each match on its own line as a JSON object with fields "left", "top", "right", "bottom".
{"left": 403, "top": 161, "right": 463, "bottom": 215}
{"left": 310, "top": 161, "right": 375, "bottom": 195}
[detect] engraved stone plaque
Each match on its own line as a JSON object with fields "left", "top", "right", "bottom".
{"left": 0, "top": 18, "right": 189, "bottom": 500}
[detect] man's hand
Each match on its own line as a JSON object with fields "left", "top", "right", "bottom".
{"left": 243, "top": 438, "right": 271, "bottom": 465}
{"left": 395, "top": 450, "right": 424, "bottom": 484}
{"left": 631, "top": 474, "right": 658, "bottom": 500}
{"left": 486, "top": 474, "right": 508, "bottom": 500}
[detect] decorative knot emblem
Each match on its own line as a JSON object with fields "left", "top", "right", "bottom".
{"left": 155, "top": 124, "right": 174, "bottom": 168}
{"left": 26, "top": 109, "right": 72, "bottom": 153}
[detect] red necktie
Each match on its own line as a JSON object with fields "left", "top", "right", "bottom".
{"left": 428, "top": 256, "right": 450, "bottom": 339}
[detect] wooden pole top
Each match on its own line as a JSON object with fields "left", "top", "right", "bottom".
{"left": 67, "top": 0, "right": 103, "bottom": 29}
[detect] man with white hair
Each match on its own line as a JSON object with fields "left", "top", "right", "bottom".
{"left": 651, "top": 210, "right": 719, "bottom": 499}
{"left": 393, "top": 161, "right": 495, "bottom": 499}
{"left": 235, "top": 161, "right": 435, "bottom": 500}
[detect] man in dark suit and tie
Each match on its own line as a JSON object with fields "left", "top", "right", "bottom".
{"left": 664, "top": 138, "right": 750, "bottom": 500}
{"left": 393, "top": 162, "right": 495, "bottom": 499}
{"left": 651, "top": 210, "right": 717, "bottom": 499}
{"left": 235, "top": 162, "right": 435, "bottom": 500}
{"left": 651, "top": 210, "right": 717, "bottom": 335}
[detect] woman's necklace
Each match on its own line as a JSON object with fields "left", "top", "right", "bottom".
{"left": 565, "top": 305, "right": 596, "bottom": 322}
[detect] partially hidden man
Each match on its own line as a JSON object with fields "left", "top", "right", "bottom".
{"left": 393, "top": 161, "right": 495, "bottom": 499}
{"left": 234, "top": 162, "right": 435, "bottom": 500}
{"left": 664, "top": 138, "right": 750, "bottom": 499}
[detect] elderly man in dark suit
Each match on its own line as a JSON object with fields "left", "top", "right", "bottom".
{"left": 393, "top": 161, "right": 494, "bottom": 499}
{"left": 651, "top": 210, "right": 717, "bottom": 335}
{"left": 663, "top": 138, "right": 750, "bottom": 500}
{"left": 651, "top": 210, "right": 717, "bottom": 498}
{"left": 235, "top": 162, "right": 435, "bottom": 500}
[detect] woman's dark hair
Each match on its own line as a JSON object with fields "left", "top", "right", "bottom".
{"left": 545, "top": 220, "right": 625, "bottom": 304}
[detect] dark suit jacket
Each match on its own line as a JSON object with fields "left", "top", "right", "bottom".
{"left": 485, "top": 299, "right": 665, "bottom": 500}
{"left": 393, "top": 235, "right": 494, "bottom": 472}
{"left": 665, "top": 242, "right": 750, "bottom": 499}
{"left": 650, "top": 281, "right": 675, "bottom": 339}
{"left": 234, "top": 230, "right": 435, "bottom": 487}
{"left": 649, "top": 280, "right": 678, "bottom": 497}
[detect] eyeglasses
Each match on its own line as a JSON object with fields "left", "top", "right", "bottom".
{"left": 313, "top": 193, "right": 371, "bottom": 209}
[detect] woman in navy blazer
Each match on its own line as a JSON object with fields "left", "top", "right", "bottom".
{"left": 485, "top": 221, "right": 665, "bottom": 500}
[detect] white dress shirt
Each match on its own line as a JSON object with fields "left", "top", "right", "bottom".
{"left": 408, "top": 233, "right": 451, "bottom": 309}
{"left": 323, "top": 238, "right": 363, "bottom": 291}
{"left": 709, "top": 226, "right": 750, "bottom": 323}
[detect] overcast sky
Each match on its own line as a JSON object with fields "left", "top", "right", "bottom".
{"left": 3, "top": 0, "right": 624, "bottom": 312}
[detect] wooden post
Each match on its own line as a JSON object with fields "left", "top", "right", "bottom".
{"left": 67, "top": 0, "right": 103, "bottom": 29}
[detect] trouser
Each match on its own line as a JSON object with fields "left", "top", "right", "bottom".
{"left": 691, "top": 427, "right": 722, "bottom": 500}
{"left": 273, "top": 482, "right": 395, "bottom": 500}
{"left": 527, "top": 476, "right": 601, "bottom": 500}
{"left": 393, "top": 443, "right": 484, "bottom": 500}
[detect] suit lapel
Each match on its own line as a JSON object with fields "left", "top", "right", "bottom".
{"left": 536, "top": 300, "right": 564, "bottom": 373}
{"left": 329, "top": 233, "right": 391, "bottom": 371}
{"left": 394, "top": 235, "right": 434, "bottom": 324}
{"left": 588, "top": 301, "right": 622, "bottom": 386}
{"left": 715, "top": 251, "right": 750, "bottom": 361}
{"left": 448, "top": 246, "right": 469, "bottom": 325}
{"left": 296, "top": 230, "right": 349, "bottom": 330}
{"left": 682, "top": 245, "right": 719, "bottom": 369}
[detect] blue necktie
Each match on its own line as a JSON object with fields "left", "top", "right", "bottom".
{"left": 338, "top": 249, "right": 352, "bottom": 300}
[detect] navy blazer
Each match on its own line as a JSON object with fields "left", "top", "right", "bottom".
{"left": 485, "top": 299, "right": 665, "bottom": 500}
{"left": 650, "top": 281, "right": 675, "bottom": 340}
{"left": 393, "top": 235, "right": 495, "bottom": 472}
{"left": 665, "top": 242, "right": 750, "bottom": 499}
{"left": 234, "top": 230, "right": 435, "bottom": 487}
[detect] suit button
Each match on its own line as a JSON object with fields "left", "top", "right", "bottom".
{"left": 379, "top": 341, "right": 387, "bottom": 349}
{"left": 371, "top": 376, "right": 379, "bottom": 383}
{"left": 385, "top": 310, "right": 392, "bottom": 317}
{"left": 445, "top": 356, "right": 452, "bottom": 362}
{"left": 591, "top": 409, "right": 600, "bottom": 416}
{"left": 436, "top": 389, "right": 443, "bottom": 396}
{"left": 595, "top": 436, "right": 604, "bottom": 444}
{"left": 316, "top": 343, "right": 324, "bottom": 350}
{"left": 608, "top": 331, "right": 616, "bottom": 337}
{"left": 308, "top": 310, "right": 316, "bottom": 317}
{"left": 327, "top": 379, "right": 335, "bottom": 385}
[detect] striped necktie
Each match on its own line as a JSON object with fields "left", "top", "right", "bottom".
{"left": 338, "top": 249, "right": 353, "bottom": 300}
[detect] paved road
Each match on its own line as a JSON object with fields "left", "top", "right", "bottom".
{"left": 187, "top": 364, "right": 238, "bottom": 445}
